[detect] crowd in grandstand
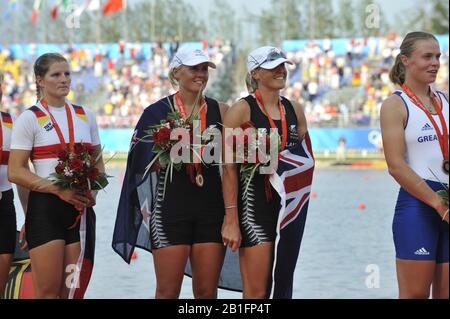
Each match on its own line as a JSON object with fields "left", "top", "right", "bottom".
{"left": 1, "top": 34, "right": 448, "bottom": 128}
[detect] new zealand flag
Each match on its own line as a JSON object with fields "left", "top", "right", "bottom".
{"left": 112, "top": 97, "right": 172, "bottom": 262}
{"left": 269, "top": 133, "right": 315, "bottom": 298}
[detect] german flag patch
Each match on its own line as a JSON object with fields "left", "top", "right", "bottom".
{"left": 73, "top": 104, "right": 88, "bottom": 122}
{"left": 0, "top": 112, "right": 13, "bottom": 129}
{"left": 28, "top": 105, "right": 50, "bottom": 127}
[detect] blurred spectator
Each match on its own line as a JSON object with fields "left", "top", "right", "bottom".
{"left": 1, "top": 35, "right": 448, "bottom": 128}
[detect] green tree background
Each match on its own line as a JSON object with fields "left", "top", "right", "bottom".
{"left": 0, "top": 0, "right": 447, "bottom": 101}
{"left": 1, "top": 0, "right": 447, "bottom": 44}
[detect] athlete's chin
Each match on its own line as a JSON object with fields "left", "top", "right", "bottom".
{"left": 423, "top": 72, "right": 437, "bottom": 82}
{"left": 272, "top": 84, "right": 286, "bottom": 91}
{"left": 424, "top": 76, "right": 437, "bottom": 85}
{"left": 187, "top": 87, "right": 204, "bottom": 95}
{"left": 58, "top": 89, "right": 70, "bottom": 96}
{"left": 269, "top": 82, "right": 286, "bottom": 90}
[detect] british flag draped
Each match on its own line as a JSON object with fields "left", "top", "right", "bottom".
{"left": 269, "top": 133, "right": 315, "bottom": 298}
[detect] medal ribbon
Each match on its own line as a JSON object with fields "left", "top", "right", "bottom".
{"left": 255, "top": 90, "right": 288, "bottom": 202}
{"left": 175, "top": 92, "right": 207, "bottom": 185}
{"left": 255, "top": 90, "right": 287, "bottom": 151}
{"left": 401, "top": 84, "right": 448, "bottom": 161}
{"left": 41, "top": 99, "right": 75, "bottom": 153}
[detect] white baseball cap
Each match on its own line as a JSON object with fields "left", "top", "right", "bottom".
{"left": 247, "top": 46, "right": 292, "bottom": 72}
{"left": 169, "top": 48, "right": 216, "bottom": 70}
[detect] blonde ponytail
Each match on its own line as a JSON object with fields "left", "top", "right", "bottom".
{"left": 245, "top": 73, "right": 258, "bottom": 94}
{"left": 389, "top": 54, "right": 406, "bottom": 85}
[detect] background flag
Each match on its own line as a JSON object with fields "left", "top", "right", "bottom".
{"left": 102, "top": 0, "right": 124, "bottom": 16}
{"left": 75, "top": 0, "right": 100, "bottom": 17}
{"left": 31, "top": 0, "right": 43, "bottom": 24}
{"left": 50, "top": 0, "right": 69, "bottom": 20}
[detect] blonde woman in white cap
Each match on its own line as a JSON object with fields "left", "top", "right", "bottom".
{"left": 221, "top": 46, "right": 308, "bottom": 298}
{"left": 113, "top": 47, "right": 229, "bottom": 299}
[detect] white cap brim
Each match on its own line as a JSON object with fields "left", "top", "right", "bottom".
{"left": 259, "top": 58, "right": 293, "bottom": 70}
{"left": 182, "top": 57, "right": 216, "bottom": 69}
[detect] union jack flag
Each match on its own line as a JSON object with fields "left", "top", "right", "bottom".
{"left": 269, "top": 132, "right": 315, "bottom": 298}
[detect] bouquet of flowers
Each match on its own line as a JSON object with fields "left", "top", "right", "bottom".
{"left": 48, "top": 143, "right": 110, "bottom": 228}
{"left": 49, "top": 143, "right": 110, "bottom": 192}
{"left": 143, "top": 101, "right": 210, "bottom": 198}
{"left": 228, "top": 121, "right": 281, "bottom": 197}
{"left": 145, "top": 111, "right": 187, "bottom": 176}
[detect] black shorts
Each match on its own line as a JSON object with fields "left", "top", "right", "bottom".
{"left": 150, "top": 212, "right": 224, "bottom": 249}
{"left": 150, "top": 169, "right": 225, "bottom": 249}
{"left": 239, "top": 174, "right": 281, "bottom": 248}
{"left": 26, "top": 191, "right": 80, "bottom": 250}
{"left": 0, "top": 189, "right": 16, "bottom": 254}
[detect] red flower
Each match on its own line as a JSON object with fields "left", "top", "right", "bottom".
{"left": 50, "top": 141, "right": 109, "bottom": 200}
{"left": 154, "top": 127, "right": 171, "bottom": 145}
{"left": 58, "top": 150, "right": 69, "bottom": 161}
{"left": 84, "top": 144, "right": 94, "bottom": 153}
{"left": 70, "top": 158, "right": 84, "bottom": 171}
{"left": 167, "top": 119, "right": 176, "bottom": 128}
{"left": 88, "top": 167, "right": 100, "bottom": 181}
{"left": 74, "top": 143, "right": 85, "bottom": 154}
{"left": 55, "top": 164, "right": 64, "bottom": 175}
{"left": 159, "top": 127, "right": 171, "bottom": 141}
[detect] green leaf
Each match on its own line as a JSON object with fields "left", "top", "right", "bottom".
{"left": 143, "top": 150, "right": 164, "bottom": 178}
{"left": 153, "top": 144, "right": 163, "bottom": 153}
{"left": 437, "top": 190, "right": 449, "bottom": 206}
{"left": 90, "top": 173, "right": 110, "bottom": 190}
{"left": 158, "top": 152, "right": 170, "bottom": 166}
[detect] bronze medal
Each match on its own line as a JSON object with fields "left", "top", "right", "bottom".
{"left": 443, "top": 160, "right": 449, "bottom": 175}
{"left": 195, "top": 174, "right": 204, "bottom": 187}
